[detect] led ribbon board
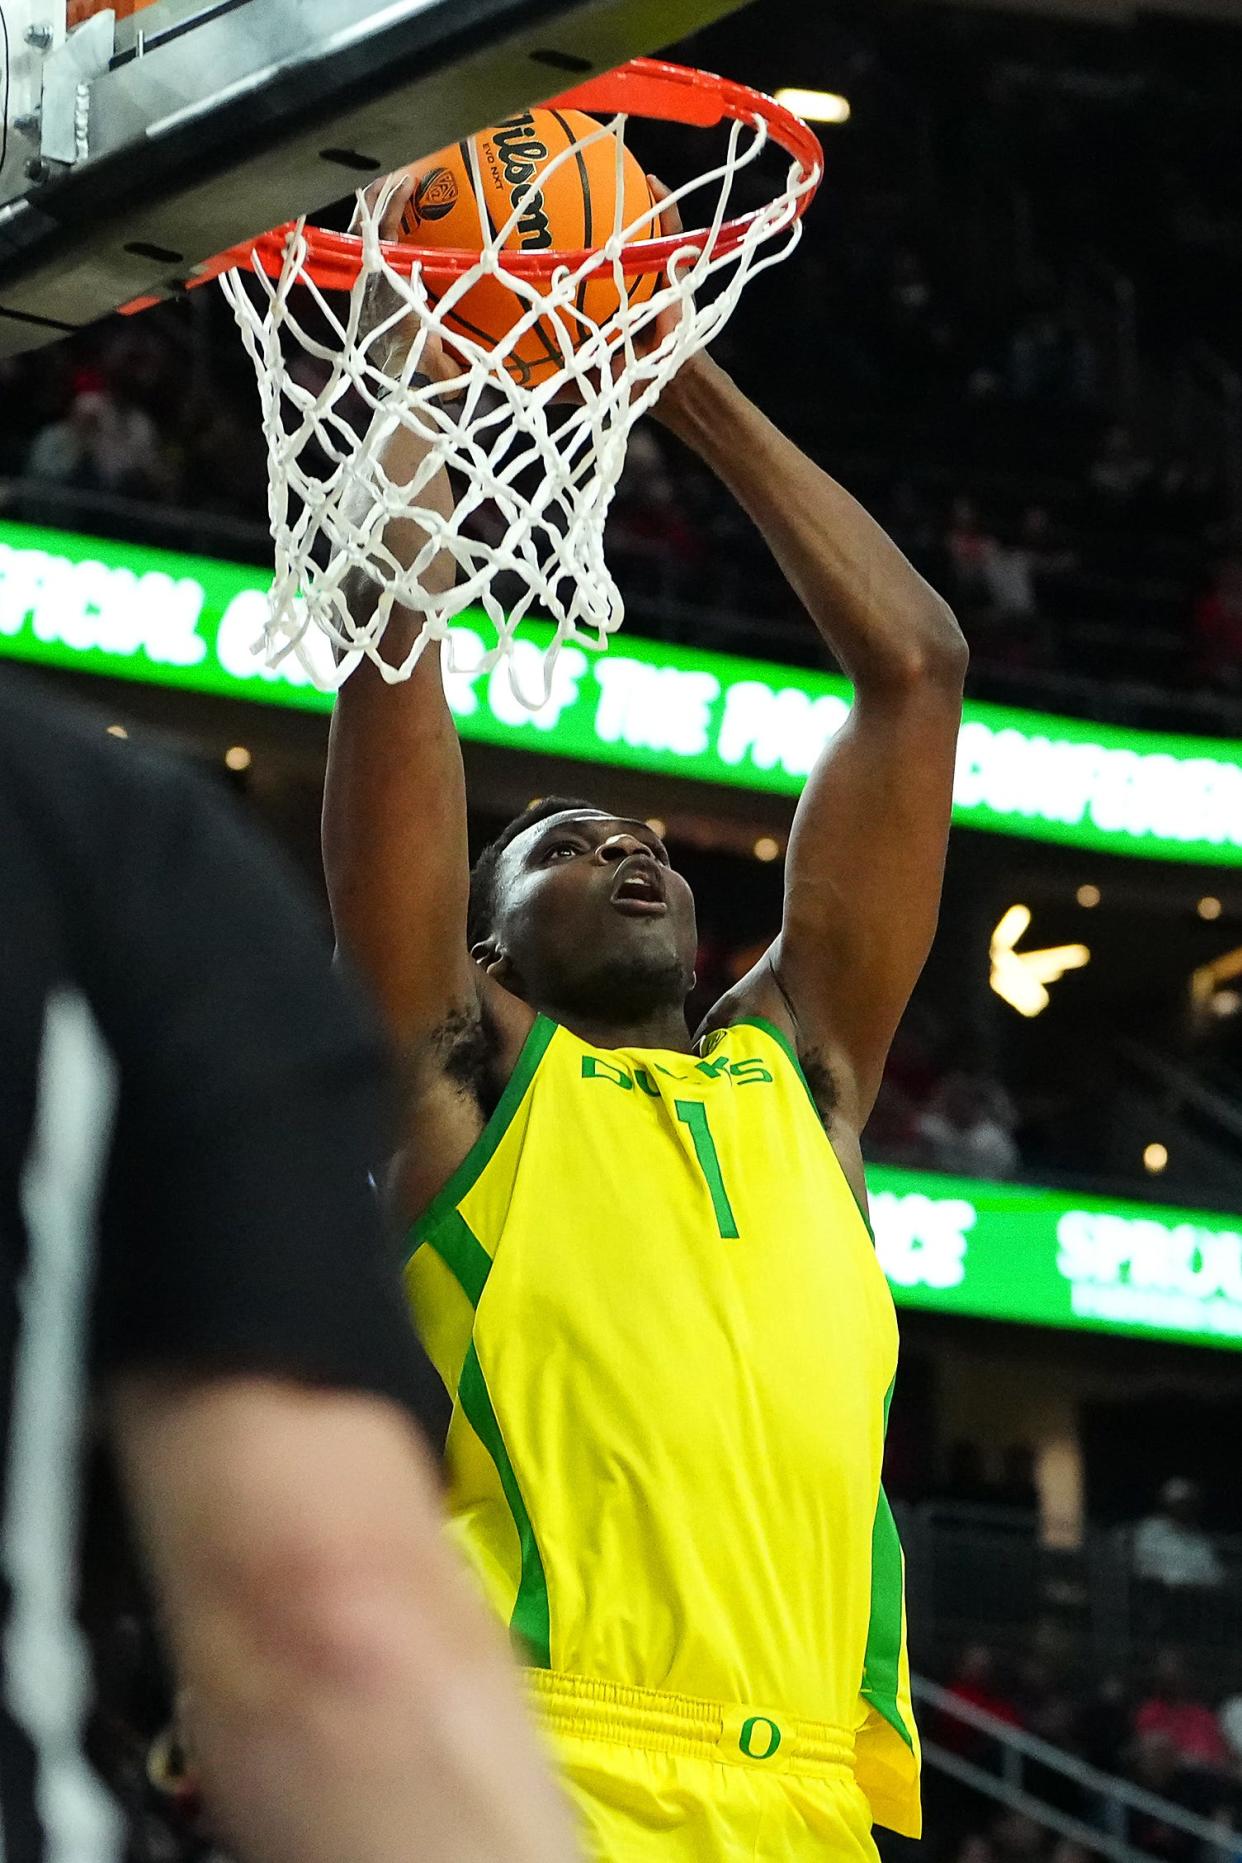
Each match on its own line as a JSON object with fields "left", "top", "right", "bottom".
{"left": 870, "top": 1165, "right": 1242, "bottom": 1352}
{"left": 4, "top": 518, "right": 1242, "bottom": 866}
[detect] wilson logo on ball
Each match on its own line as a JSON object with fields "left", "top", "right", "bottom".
{"left": 492, "top": 114, "right": 553, "bottom": 250}
{"left": 414, "top": 169, "right": 459, "bottom": 222}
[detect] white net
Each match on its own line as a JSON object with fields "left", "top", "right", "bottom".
{"left": 219, "top": 101, "right": 820, "bottom": 708}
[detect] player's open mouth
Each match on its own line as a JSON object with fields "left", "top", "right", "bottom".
{"left": 610, "top": 860, "right": 667, "bottom": 916}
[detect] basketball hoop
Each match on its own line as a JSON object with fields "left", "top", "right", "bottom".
{"left": 205, "top": 60, "right": 823, "bottom": 705}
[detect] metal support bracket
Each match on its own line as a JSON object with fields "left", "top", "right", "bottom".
{"left": 39, "top": 8, "right": 115, "bottom": 164}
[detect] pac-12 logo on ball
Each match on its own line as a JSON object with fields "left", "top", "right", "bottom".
{"left": 414, "top": 169, "right": 458, "bottom": 222}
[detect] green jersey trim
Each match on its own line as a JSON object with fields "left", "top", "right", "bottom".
{"left": 733, "top": 1015, "right": 822, "bottom": 1118}
{"left": 860, "top": 1381, "right": 914, "bottom": 1750}
{"left": 407, "top": 1011, "right": 556, "bottom": 1265}
{"left": 403, "top": 1015, "right": 557, "bottom": 1668}
{"left": 458, "top": 1341, "right": 552, "bottom": 1669}
{"left": 425, "top": 1208, "right": 492, "bottom": 1308}
{"left": 731, "top": 1016, "right": 876, "bottom": 1242}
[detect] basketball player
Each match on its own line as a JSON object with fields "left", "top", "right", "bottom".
{"left": 325, "top": 171, "right": 967, "bottom": 1860}
{"left": 0, "top": 675, "right": 576, "bottom": 1862}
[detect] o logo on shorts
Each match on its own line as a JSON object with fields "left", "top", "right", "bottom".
{"left": 738, "top": 1715, "right": 782, "bottom": 1761}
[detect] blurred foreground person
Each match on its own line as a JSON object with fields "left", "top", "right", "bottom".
{"left": 0, "top": 677, "right": 575, "bottom": 1863}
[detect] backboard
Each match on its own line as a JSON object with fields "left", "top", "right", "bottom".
{"left": 0, "top": 0, "right": 751, "bottom": 354}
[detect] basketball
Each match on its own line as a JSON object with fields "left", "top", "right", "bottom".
{"left": 397, "top": 109, "right": 660, "bottom": 388}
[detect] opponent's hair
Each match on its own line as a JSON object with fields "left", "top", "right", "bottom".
{"left": 467, "top": 796, "right": 598, "bottom": 947}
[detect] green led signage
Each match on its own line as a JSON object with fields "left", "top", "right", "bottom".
{"left": 870, "top": 1165, "right": 1242, "bottom": 1352}
{"left": 4, "top": 517, "right": 1242, "bottom": 867}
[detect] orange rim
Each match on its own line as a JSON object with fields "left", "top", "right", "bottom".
{"left": 184, "top": 59, "right": 824, "bottom": 295}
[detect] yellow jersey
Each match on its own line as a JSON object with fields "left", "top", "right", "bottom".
{"left": 405, "top": 1013, "right": 920, "bottom": 1838}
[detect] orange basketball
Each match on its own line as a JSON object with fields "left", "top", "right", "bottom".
{"left": 397, "top": 109, "right": 660, "bottom": 388}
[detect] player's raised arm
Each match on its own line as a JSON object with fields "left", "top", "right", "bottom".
{"left": 321, "top": 175, "right": 479, "bottom": 1057}
{"left": 655, "top": 355, "right": 967, "bottom": 1136}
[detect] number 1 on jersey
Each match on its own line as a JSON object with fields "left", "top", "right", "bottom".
{"left": 674, "top": 1100, "right": 740, "bottom": 1239}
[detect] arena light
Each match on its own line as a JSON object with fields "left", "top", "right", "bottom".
{"left": 775, "top": 87, "right": 851, "bottom": 125}
{"left": 990, "top": 904, "right": 1090, "bottom": 1017}
{"left": 1076, "top": 883, "right": 1101, "bottom": 908}
{"left": 1144, "top": 1142, "right": 1169, "bottom": 1174}
{"left": 1190, "top": 945, "right": 1242, "bottom": 1010}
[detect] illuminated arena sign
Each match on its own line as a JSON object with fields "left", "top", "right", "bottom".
{"left": 870, "top": 1166, "right": 1242, "bottom": 1352}
{"left": 4, "top": 518, "right": 1242, "bottom": 867}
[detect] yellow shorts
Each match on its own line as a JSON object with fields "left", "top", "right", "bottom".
{"left": 528, "top": 1671, "right": 882, "bottom": 1862}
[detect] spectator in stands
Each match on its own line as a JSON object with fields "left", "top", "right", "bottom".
{"left": 1007, "top": 313, "right": 1064, "bottom": 402}
{"left": 609, "top": 425, "right": 704, "bottom": 604}
{"left": 24, "top": 375, "right": 167, "bottom": 501}
{"left": 1156, "top": 454, "right": 1222, "bottom": 538}
{"left": 1134, "top": 1478, "right": 1225, "bottom": 1594}
{"left": 1218, "top": 1690, "right": 1242, "bottom": 1772}
{"left": 1192, "top": 555, "right": 1242, "bottom": 692}
{"left": 1135, "top": 1651, "right": 1230, "bottom": 1776}
{"left": 916, "top": 1071, "right": 1020, "bottom": 1179}
{"left": 862, "top": 1073, "right": 925, "bottom": 1164}
{"left": 884, "top": 1007, "right": 946, "bottom": 1106}
{"left": 0, "top": 347, "right": 73, "bottom": 475}
{"left": 1014, "top": 505, "right": 1078, "bottom": 599}
{"left": 954, "top": 1837, "right": 997, "bottom": 1863}
{"left": 980, "top": 527, "right": 1038, "bottom": 626}
{"left": 937, "top": 1644, "right": 1024, "bottom": 1766}
{"left": 889, "top": 246, "right": 932, "bottom": 320}
{"left": 1089, "top": 423, "right": 1152, "bottom": 508}
{"left": 867, "top": 1001, "right": 946, "bottom": 1163}
{"left": 178, "top": 394, "right": 268, "bottom": 521}
{"left": 948, "top": 506, "right": 1069, "bottom": 670}
{"left": 1125, "top": 1726, "right": 1231, "bottom": 1860}
{"left": 1013, "top": 1649, "right": 1087, "bottom": 1823}
{"left": 884, "top": 477, "right": 940, "bottom": 570}
{"left": 1078, "top": 1674, "right": 1132, "bottom": 1776}
{"left": 1006, "top": 312, "right": 1097, "bottom": 406}
{"left": 946, "top": 497, "right": 995, "bottom": 611}
{"left": 987, "top": 1808, "right": 1046, "bottom": 1863}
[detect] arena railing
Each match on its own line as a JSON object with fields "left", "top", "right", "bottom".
{"left": 0, "top": 477, "right": 271, "bottom": 564}
{"left": 913, "top": 1674, "right": 1238, "bottom": 1863}
{"left": 899, "top": 1503, "right": 1242, "bottom": 1691}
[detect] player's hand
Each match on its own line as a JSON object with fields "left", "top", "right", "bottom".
{"left": 353, "top": 169, "right": 414, "bottom": 244}
{"left": 352, "top": 173, "right": 465, "bottom": 389}
{"left": 552, "top": 173, "right": 692, "bottom": 408}
{"left": 642, "top": 174, "right": 691, "bottom": 359}
{"left": 645, "top": 173, "right": 722, "bottom": 423}
{"left": 608, "top": 173, "right": 694, "bottom": 396}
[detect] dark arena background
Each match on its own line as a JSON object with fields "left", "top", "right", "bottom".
{"left": 4, "top": 0, "right": 1242, "bottom": 1857}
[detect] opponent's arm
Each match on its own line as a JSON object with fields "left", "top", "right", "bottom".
{"left": 655, "top": 358, "right": 967, "bottom": 1132}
